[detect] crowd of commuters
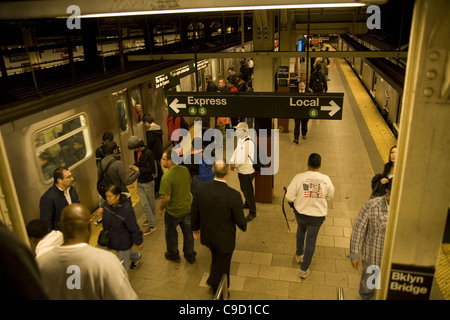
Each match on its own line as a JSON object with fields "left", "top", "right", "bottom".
{"left": 4, "top": 49, "right": 398, "bottom": 300}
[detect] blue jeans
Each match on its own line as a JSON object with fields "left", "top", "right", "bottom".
{"left": 137, "top": 181, "right": 156, "bottom": 227}
{"left": 117, "top": 248, "right": 140, "bottom": 272}
{"left": 359, "top": 260, "right": 376, "bottom": 299}
{"left": 164, "top": 212, "right": 196, "bottom": 262}
{"left": 294, "top": 211, "right": 325, "bottom": 271}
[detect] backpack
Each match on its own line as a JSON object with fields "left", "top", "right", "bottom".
{"left": 310, "top": 72, "right": 323, "bottom": 93}
{"left": 244, "top": 137, "right": 268, "bottom": 172}
{"left": 199, "top": 161, "right": 214, "bottom": 182}
{"left": 174, "top": 116, "right": 189, "bottom": 130}
{"left": 97, "top": 158, "right": 116, "bottom": 199}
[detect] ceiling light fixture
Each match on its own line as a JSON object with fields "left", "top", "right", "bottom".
{"left": 76, "top": 3, "right": 367, "bottom": 19}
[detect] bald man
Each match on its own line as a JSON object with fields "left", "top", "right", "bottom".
{"left": 36, "top": 203, "right": 138, "bottom": 300}
{"left": 191, "top": 160, "right": 247, "bottom": 296}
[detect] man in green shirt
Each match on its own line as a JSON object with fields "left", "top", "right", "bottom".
{"left": 159, "top": 149, "right": 196, "bottom": 263}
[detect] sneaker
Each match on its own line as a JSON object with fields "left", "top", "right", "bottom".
{"left": 130, "top": 254, "right": 142, "bottom": 270}
{"left": 299, "top": 269, "right": 310, "bottom": 279}
{"left": 293, "top": 139, "right": 299, "bottom": 144}
{"left": 143, "top": 227, "right": 157, "bottom": 235}
{"left": 142, "top": 220, "right": 149, "bottom": 226}
{"left": 295, "top": 254, "right": 304, "bottom": 264}
{"left": 94, "top": 217, "right": 103, "bottom": 226}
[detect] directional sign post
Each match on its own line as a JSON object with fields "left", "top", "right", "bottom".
{"left": 166, "top": 92, "right": 344, "bottom": 120}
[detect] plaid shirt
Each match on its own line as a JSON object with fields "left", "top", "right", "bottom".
{"left": 349, "top": 195, "right": 389, "bottom": 267}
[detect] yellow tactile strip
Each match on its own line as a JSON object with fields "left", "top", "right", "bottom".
{"left": 435, "top": 244, "right": 450, "bottom": 300}
{"left": 337, "top": 58, "right": 397, "bottom": 163}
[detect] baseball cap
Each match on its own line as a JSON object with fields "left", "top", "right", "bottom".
{"left": 234, "top": 122, "right": 249, "bottom": 131}
{"left": 127, "top": 136, "right": 143, "bottom": 149}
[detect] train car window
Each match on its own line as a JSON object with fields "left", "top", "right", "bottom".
{"left": 34, "top": 114, "right": 92, "bottom": 182}
{"left": 130, "top": 88, "right": 143, "bottom": 125}
{"left": 115, "top": 95, "right": 129, "bottom": 132}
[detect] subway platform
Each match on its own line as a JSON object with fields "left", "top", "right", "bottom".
{"left": 89, "top": 57, "right": 447, "bottom": 300}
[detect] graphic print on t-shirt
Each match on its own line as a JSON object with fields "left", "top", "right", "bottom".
{"left": 302, "top": 181, "right": 324, "bottom": 199}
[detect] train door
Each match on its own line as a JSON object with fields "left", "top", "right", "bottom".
{"left": 112, "top": 89, "right": 134, "bottom": 167}
{"left": 128, "top": 86, "right": 146, "bottom": 143}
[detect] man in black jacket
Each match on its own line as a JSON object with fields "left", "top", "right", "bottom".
{"left": 191, "top": 160, "right": 247, "bottom": 296}
{"left": 128, "top": 136, "right": 158, "bottom": 235}
{"left": 143, "top": 114, "right": 164, "bottom": 197}
{"left": 39, "top": 167, "right": 80, "bottom": 230}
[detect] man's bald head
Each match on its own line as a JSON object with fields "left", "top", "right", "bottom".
{"left": 59, "top": 203, "right": 91, "bottom": 245}
{"left": 213, "top": 160, "right": 230, "bottom": 179}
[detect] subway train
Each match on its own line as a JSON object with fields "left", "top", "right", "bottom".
{"left": 338, "top": 34, "right": 405, "bottom": 137}
{"left": 0, "top": 41, "right": 254, "bottom": 226}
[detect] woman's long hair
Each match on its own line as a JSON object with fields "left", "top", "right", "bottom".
{"left": 382, "top": 145, "right": 397, "bottom": 177}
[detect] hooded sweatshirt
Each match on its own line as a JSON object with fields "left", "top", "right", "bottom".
{"left": 35, "top": 230, "right": 64, "bottom": 259}
{"left": 146, "top": 123, "right": 163, "bottom": 160}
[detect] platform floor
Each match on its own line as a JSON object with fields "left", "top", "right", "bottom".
{"left": 89, "top": 57, "right": 448, "bottom": 300}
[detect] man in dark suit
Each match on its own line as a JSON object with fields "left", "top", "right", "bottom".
{"left": 191, "top": 160, "right": 247, "bottom": 296}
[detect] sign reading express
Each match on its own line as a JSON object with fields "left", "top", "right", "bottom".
{"left": 167, "top": 92, "right": 344, "bottom": 120}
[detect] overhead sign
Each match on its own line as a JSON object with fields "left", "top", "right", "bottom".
{"left": 386, "top": 264, "right": 435, "bottom": 300}
{"left": 166, "top": 92, "right": 344, "bottom": 119}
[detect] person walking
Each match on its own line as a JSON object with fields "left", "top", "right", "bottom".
{"left": 103, "top": 185, "right": 144, "bottom": 271}
{"left": 285, "top": 153, "right": 335, "bottom": 279}
{"left": 191, "top": 160, "right": 247, "bottom": 295}
{"left": 37, "top": 203, "right": 139, "bottom": 299}
{"left": 349, "top": 189, "right": 391, "bottom": 300}
{"left": 293, "top": 80, "right": 311, "bottom": 144}
{"left": 230, "top": 122, "right": 257, "bottom": 221}
{"left": 158, "top": 149, "right": 196, "bottom": 264}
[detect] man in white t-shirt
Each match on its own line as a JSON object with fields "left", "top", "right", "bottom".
{"left": 286, "top": 153, "right": 334, "bottom": 279}
{"left": 37, "top": 203, "right": 138, "bottom": 300}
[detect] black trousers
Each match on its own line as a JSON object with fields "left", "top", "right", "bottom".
{"left": 294, "top": 119, "right": 309, "bottom": 139}
{"left": 238, "top": 172, "right": 256, "bottom": 215}
{"left": 208, "top": 248, "right": 233, "bottom": 293}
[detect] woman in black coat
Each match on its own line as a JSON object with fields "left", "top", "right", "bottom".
{"left": 103, "top": 185, "right": 144, "bottom": 271}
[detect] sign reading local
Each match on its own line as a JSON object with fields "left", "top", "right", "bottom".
{"left": 166, "top": 92, "right": 344, "bottom": 120}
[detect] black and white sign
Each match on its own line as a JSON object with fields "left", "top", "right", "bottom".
{"left": 166, "top": 92, "right": 344, "bottom": 120}
{"left": 386, "top": 264, "right": 435, "bottom": 300}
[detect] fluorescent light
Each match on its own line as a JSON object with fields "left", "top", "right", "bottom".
{"left": 78, "top": 3, "right": 366, "bottom": 18}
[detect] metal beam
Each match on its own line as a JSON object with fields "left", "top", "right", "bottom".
{"left": 128, "top": 50, "right": 408, "bottom": 61}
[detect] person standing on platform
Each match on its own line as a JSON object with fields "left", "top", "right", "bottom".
{"left": 218, "top": 79, "right": 229, "bottom": 93}
{"left": 206, "top": 75, "right": 219, "bottom": 92}
{"left": 128, "top": 136, "right": 158, "bottom": 236}
{"left": 143, "top": 114, "right": 164, "bottom": 198}
{"left": 227, "top": 67, "right": 237, "bottom": 86}
{"left": 37, "top": 203, "right": 139, "bottom": 300}
{"left": 230, "top": 122, "right": 257, "bottom": 222}
{"left": 39, "top": 167, "right": 80, "bottom": 230}
{"left": 191, "top": 160, "right": 247, "bottom": 296}
{"left": 247, "top": 58, "right": 254, "bottom": 79}
{"left": 26, "top": 219, "right": 64, "bottom": 259}
{"left": 293, "top": 81, "right": 311, "bottom": 144}
{"left": 103, "top": 185, "right": 144, "bottom": 271}
{"left": 371, "top": 146, "right": 397, "bottom": 198}
{"left": 158, "top": 150, "right": 196, "bottom": 264}
{"left": 309, "top": 64, "right": 327, "bottom": 93}
{"left": 349, "top": 189, "right": 391, "bottom": 300}
{"left": 285, "top": 153, "right": 335, "bottom": 279}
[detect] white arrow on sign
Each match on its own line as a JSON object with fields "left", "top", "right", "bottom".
{"left": 169, "top": 98, "right": 186, "bottom": 113}
{"left": 321, "top": 100, "right": 340, "bottom": 117}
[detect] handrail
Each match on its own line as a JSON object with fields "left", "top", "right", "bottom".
{"left": 214, "top": 274, "right": 228, "bottom": 300}
{"left": 337, "top": 287, "right": 344, "bottom": 300}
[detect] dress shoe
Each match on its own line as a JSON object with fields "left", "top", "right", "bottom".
{"left": 246, "top": 213, "right": 256, "bottom": 221}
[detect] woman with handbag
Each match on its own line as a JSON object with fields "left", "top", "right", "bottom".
{"left": 103, "top": 184, "right": 144, "bottom": 271}
{"left": 371, "top": 146, "right": 397, "bottom": 198}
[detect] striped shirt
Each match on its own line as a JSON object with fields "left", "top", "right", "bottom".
{"left": 349, "top": 195, "right": 389, "bottom": 267}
